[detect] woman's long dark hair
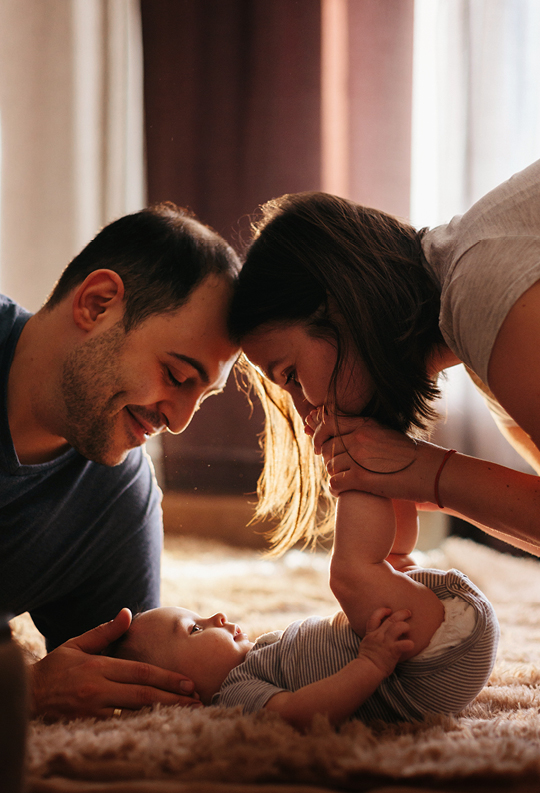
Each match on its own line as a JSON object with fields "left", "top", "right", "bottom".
{"left": 230, "top": 192, "right": 444, "bottom": 554}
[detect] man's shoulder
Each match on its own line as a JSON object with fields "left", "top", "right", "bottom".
{"left": 0, "top": 295, "right": 30, "bottom": 344}
{"left": 0, "top": 445, "right": 162, "bottom": 559}
{"left": 0, "top": 293, "right": 26, "bottom": 316}
{"left": 0, "top": 294, "right": 17, "bottom": 312}
{"left": 4, "top": 445, "right": 160, "bottom": 522}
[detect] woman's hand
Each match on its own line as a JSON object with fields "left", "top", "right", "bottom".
{"left": 305, "top": 411, "right": 445, "bottom": 503}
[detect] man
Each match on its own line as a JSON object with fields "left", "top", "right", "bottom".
{"left": 0, "top": 203, "right": 241, "bottom": 720}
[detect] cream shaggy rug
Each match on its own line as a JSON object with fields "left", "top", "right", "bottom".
{"left": 12, "top": 535, "right": 540, "bottom": 793}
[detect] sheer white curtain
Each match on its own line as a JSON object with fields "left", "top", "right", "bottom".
{"left": 411, "top": 0, "right": 540, "bottom": 472}
{"left": 0, "top": 0, "right": 144, "bottom": 313}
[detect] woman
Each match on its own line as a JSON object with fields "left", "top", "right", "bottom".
{"left": 229, "top": 160, "right": 540, "bottom": 556}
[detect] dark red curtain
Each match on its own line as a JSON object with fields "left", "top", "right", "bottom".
{"left": 348, "top": 0, "right": 414, "bottom": 217}
{"left": 141, "top": 0, "right": 321, "bottom": 494}
{"left": 141, "top": 0, "right": 322, "bottom": 245}
{"left": 140, "top": 0, "right": 414, "bottom": 496}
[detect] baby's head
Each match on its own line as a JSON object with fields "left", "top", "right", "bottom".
{"left": 110, "top": 607, "right": 254, "bottom": 704}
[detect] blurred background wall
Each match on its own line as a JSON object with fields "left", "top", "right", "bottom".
{"left": 1, "top": 0, "right": 540, "bottom": 548}
{"left": 0, "top": 0, "right": 144, "bottom": 309}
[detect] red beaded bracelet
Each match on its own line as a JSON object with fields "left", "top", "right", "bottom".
{"left": 434, "top": 449, "right": 457, "bottom": 509}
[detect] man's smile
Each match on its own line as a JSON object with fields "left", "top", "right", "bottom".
{"left": 125, "top": 406, "right": 165, "bottom": 441}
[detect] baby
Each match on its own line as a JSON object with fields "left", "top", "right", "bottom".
{"left": 109, "top": 491, "right": 499, "bottom": 730}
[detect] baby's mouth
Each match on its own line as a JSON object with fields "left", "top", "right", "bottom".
{"left": 234, "top": 625, "right": 249, "bottom": 642}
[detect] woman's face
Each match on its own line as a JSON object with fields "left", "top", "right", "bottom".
{"left": 242, "top": 324, "right": 375, "bottom": 422}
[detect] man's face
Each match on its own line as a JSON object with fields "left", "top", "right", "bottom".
{"left": 59, "top": 276, "right": 239, "bottom": 466}
{"left": 128, "top": 607, "right": 254, "bottom": 705}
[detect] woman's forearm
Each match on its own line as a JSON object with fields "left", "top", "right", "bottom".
{"left": 409, "top": 444, "right": 540, "bottom": 554}
{"left": 326, "top": 432, "right": 540, "bottom": 555}
{"left": 443, "top": 509, "right": 540, "bottom": 555}
{"left": 437, "top": 452, "right": 540, "bottom": 554}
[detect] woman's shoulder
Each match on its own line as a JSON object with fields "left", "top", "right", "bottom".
{"left": 421, "top": 161, "right": 540, "bottom": 380}
{"left": 423, "top": 160, "right": 540, "bottom": 281}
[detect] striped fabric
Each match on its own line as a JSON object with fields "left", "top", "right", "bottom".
{"left": 213, "top": 568, "right": 500, "bottom": 724}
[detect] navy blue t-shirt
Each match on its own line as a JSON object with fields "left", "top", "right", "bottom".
{"left": 0, "top": 295, "right": 162, "bottom": 650}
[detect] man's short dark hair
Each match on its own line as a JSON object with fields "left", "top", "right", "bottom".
{"left": 46, "top": 203, "right": 241, "bottom": 331}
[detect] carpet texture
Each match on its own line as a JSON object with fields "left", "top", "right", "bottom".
{"left": 12, "top": 536, "right": 540, "bottom": 792}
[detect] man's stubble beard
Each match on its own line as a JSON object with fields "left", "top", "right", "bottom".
{"left": 60, "top": 323, "right": 131, "bottom": 465}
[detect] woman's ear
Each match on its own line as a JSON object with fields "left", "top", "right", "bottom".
{"left": 72, "top": 270, "right": 125, "bottom": 332}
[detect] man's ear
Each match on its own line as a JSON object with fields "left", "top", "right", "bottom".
{"left": 72, "top": 270, "right": 125, "bottom": 332}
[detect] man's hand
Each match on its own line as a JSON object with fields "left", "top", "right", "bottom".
{"left": 29, "top": 609, "right": 200, "bottom": 721}
{"left": 357, "top": 607, "right": 414, "bottom": 676}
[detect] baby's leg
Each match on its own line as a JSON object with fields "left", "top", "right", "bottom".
{"left": 386, "top": 500, "right": 421, "bottom": 572}
{"left": 330, "top": 491, "right": 444, "bottom": 659}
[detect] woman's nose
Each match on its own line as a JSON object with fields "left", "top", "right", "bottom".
{"left": 289, "top": 391, "right": 316, "bottom": 423}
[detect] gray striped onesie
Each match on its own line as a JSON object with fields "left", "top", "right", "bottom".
{"left": 213, "top": 568, "right": 499, "bottom": 724}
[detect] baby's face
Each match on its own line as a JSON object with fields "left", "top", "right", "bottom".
{"left": 128, "top": 607, "right": 254, "bottom": 704}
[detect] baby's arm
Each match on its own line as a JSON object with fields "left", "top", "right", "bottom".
{"left": 330, "top": 491, "right": 443, "bottom": 658}
{"left": 264, "top": 608, "right": 413, "bottom": 731}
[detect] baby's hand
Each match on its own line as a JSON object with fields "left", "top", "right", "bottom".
{"left": 357, "top": 607, "right": 414, "bottom": 676}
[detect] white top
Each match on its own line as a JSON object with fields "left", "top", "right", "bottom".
{"left": 422, "top": 159, "right": 540, "bottom": 426}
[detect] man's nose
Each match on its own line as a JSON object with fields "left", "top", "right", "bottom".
{"left": 164, "top": 393, "right": 201, "bottom": 435}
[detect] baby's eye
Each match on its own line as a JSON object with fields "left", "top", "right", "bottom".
{"left": 190, "top": 624, "right": 202, "bottom": 634}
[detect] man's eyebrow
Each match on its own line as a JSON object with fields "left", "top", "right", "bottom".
{"left": 167, "top": 353, "right": 209, "bottom": 385}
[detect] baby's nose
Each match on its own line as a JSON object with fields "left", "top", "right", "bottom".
{"left": 212, "top": 612, "right": 227, "bottom": 626}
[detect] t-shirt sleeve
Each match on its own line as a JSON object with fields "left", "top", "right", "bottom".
{"left": 215, "top": 639, "right": 289, "bottom": 713}
{"left": 29, "top": 450, "right": 163, "bottom": 650}
{"left": 216, "top": 674, "right": 287, "bottom": 713}
{"left": 439, "top": 236, "right": 540, "bottom": 384}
